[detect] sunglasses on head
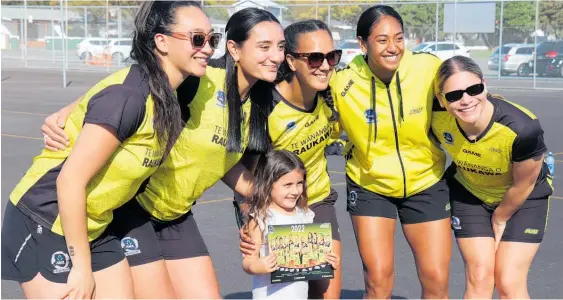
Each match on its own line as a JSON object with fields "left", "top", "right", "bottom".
{"left": 442, "top": 83, "right": 485, "bottom": 103}
{"left": 164, "top": 32, "right": 222, "bottom": 49}
{"left": 289, "top": 50, "right": 343, "bottom": 69}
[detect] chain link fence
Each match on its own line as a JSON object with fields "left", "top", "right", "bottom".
{"left": 1, "top": 0, "right": 561, "bottom": 89}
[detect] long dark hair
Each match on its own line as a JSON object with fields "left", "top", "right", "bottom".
{"left": 217, "top": 8, "right": 279, "bottom": 153}
{"left": 130, "top": 1, "right": 202, "bottom": 158}
{"left": 276, "top": 19, "right": 339, "bottom": 122}
{"left": 357, "top": 5, "right": 404, "bottom": 42}
{"left": 246, "top": 150, "right": 308, "bottom": 229}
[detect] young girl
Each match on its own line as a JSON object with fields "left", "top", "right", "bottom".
{"left": 243, "top": 150, "right": 339, "bottom": 299}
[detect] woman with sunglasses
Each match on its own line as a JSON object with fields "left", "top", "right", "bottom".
{"left": 1, "top": 1, "right": 214, "bottom": 299}
{"left": 328, "top": 5, "right": 451, "bottom": 299}
{"left": 432, "top": 56, "right": 553, "bottom": 299}
{"left": 39, "top": 7, "right": 285, "bottom": 298}
{"left": 239, "top": 19, "right": 344, "bottom": 299}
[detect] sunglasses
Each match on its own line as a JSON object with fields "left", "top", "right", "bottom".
{"left": 165, "top": 32, "right": 222, "bottom": 49}
{"left": 442, "top": 83, "right": 485, "bottom": 102}
{"left": 289, "top": 50, "right": 343, "bottom": 69}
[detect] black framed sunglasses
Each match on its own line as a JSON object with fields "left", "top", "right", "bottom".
{"left": 165, "top": 32, "right": 222, "bottom": 49}
{"left": 442, "top": 83, "right": 485, "bottom": 102}
{"left": 289, "top": 50, "right": 343, "bottom": 69}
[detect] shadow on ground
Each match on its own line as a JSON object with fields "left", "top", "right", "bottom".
{"left": 224, "top": 289, "right": 408, "bottom": 299}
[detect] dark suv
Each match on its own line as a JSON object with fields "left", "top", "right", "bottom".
{"left": 532, "top": 40, "right": 563, "bottom": 77}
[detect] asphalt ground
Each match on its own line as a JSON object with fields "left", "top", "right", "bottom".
{"left": 1, "top": 67, "right": 562, "bottom": 299}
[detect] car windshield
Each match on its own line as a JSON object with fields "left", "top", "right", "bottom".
{"left": 493, "top": 46, "right": 511, "bottom": 55}
{"left": 413, "top": 43, "right": 429, "bottom": 51}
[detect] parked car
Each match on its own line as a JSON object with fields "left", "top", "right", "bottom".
{"left": 488, "top": 44, "right": 534, "bottom": 76}
{"left": 338, "top": 40, "right": 362, "bottom": 68}
{"left": 76, "top": 38, "right": 108, "bottom": 60}
{"left": 530, "top": 40, "right": 563, "bottom": 77}
{"left": 411, "top": 42, "right": 471, "bottom": 61}
{"left": 103, "top": 38, "right": 133, "bottom": 65}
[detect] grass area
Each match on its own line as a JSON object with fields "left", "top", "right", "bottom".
{"left": 470, "top": 50, "right": 493, "bottom": 58}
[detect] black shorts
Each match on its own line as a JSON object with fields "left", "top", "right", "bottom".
{"left": 109, "top": 200, "right": 209, "bottom": 267}
{"left": 449, "top": 179, "right": 550, "bottom": 243}
{"left": 1, "top": 202, "right": 124, "bottom": 283}
{"left": 309, "top": 189, "right": 340, "bottom": 241}
{"left": 346, "top": 176, "right": 450, "bottom": 224}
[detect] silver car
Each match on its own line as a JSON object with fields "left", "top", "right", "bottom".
{"left": 488, "top": 44, "right": 534, "bottom": 76}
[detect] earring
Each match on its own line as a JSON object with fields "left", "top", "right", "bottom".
{"left": 234, "top": 61, "right": 239, "bottom": 68}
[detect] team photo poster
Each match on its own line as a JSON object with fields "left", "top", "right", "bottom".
{"left": 267, "top": 223, "right": 334, "bottom": 284}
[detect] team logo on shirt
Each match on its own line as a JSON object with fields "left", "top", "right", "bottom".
{"left": 305, "top": 115, "right": 319, "bottom": 127}
{"left": 286, "top": 121, "right": 297, "bottom": 131}
{"left": 51, "top": 251, "right": 70, "bottom": 274}
{"left": 348, "top": 190, "right": 358, "bottom": 207}
{"left": 410, "top": 106, "right": 424, "bottom": 115}
{"left": 451, "top": 216, "right": 461, "bottom": 230}
{"left": 121, "top": 237, "right": 141, "bottom": 256}
{"left": 443, "top": 132, "right": 454, "bottom": 144}
{"left": 365, "top": 109, "right": 377, "bottom": 124}
{"left": 216, "top": 90, "right": 226, "bottom": 108}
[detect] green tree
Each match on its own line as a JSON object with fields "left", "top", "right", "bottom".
{"left": 397, "top": 3, "right": 442, "bottom": 42}
{"left": 539, "top": 1, "right": 563, "bottom": 38}
{"left": 203, "top": 0, "right": 235, "bottom": 22}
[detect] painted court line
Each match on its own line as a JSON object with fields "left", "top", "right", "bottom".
{"left": 2, "top": 110, "right": 49, "bottom": 117}
{"left": 1, "top": 134, "right": 42, "bottom": 140}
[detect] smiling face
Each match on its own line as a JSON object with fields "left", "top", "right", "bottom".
{"left": 288, "top": 29, "right": 336, "bottom": 91}
{"left": 270, "top": 168, "right": 305, "bottom": 212}
{"left": 164, "top": 6, "right": 214, "bottom": 78}
{"left": 440, "top": 71, "right": 488, "bottom": 125}
{"left": 231, "top": 21, "right": 286, "bottom": 83}
{"left": 359, "top": 15, "right": 404, "bottom": 78}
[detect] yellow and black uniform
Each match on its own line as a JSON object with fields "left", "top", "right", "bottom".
{"left": 269, "top": 89, "right": 341, "bottom": 240}
{"left": 330, "top": 51, "right": 449, "bottom": 223}
{"left": 2, "top": 65, "right": 161, "bottom": 283}
{"left": 108, "top": 64, "right": 252, "bottom": 266}
{"left": 432, "top": 95, "right": 553, "bottom": 242}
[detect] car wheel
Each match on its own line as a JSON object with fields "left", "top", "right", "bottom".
{"left": 81, "top": 52, "right": 93, "bottom": 61}
{"left": 517, "top": 64, "right": 529, "bottom": 77}
{"left": 112, "top": 53, "right": 125, "bottom": 64}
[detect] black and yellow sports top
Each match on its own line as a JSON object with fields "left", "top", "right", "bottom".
{"left": 432, "top": 95, "right": 553, "bottom": 205}
{"left": 330, "top": 50, "right": 446, "bottom": 198}
{"left": 269, "top": 89, "right": 340, "bottom": 206}
{"left": 10, "top": 65, "right": 162, "bottom": 241}
{"left": 136, "top": 65, "right": 252, "bottom": 220}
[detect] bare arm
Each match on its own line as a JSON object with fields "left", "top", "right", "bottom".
{"left": 222, "top": 162, "right": 255, "bottom": 199}
{"left": 57, "top": 123, "right": 121, "bottom": 298}
{"left": 234, "top": 152, "right": 261, "bottom": 208}
{"left": 493, "top": 155, "right": 544, "bottom": 222}
{"left": 242, "top": 218, "right": 277, "bottom": 275}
